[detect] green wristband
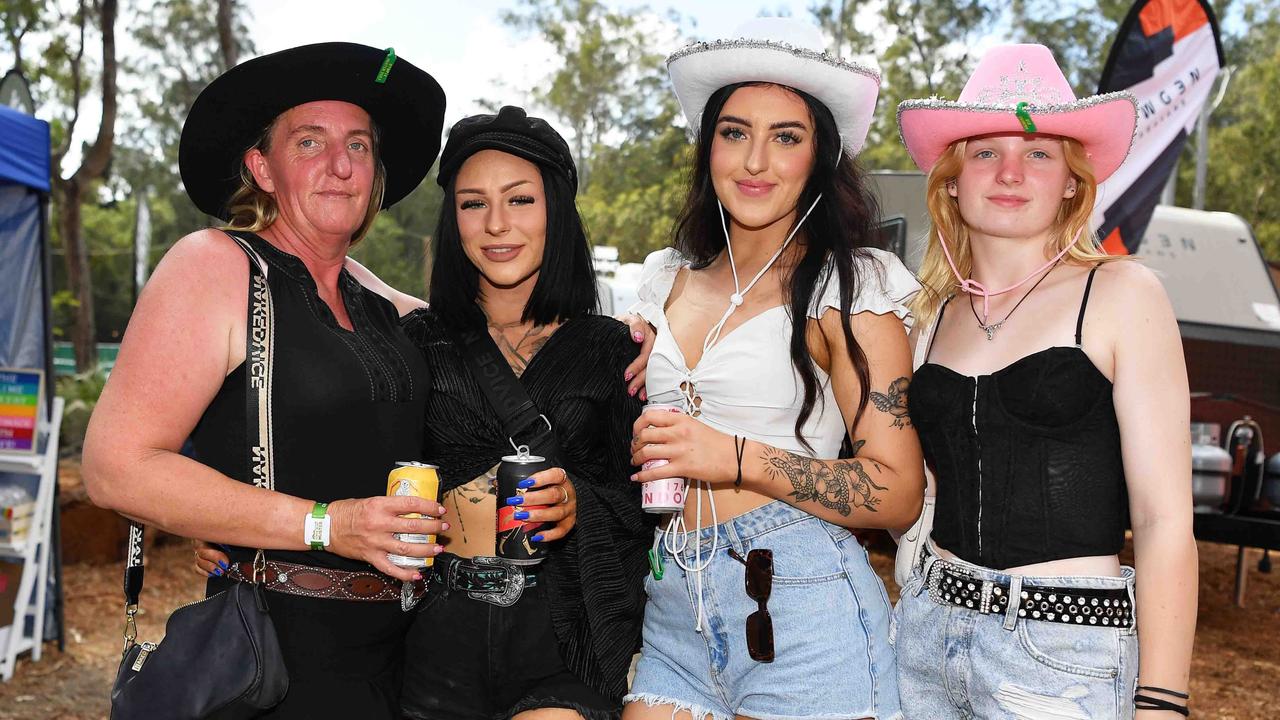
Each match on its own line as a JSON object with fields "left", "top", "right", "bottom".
{"left": 308, "top": 502, "right": 330, "bottom": 551}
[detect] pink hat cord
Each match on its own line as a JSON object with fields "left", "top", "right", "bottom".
{"left": 937, "top": 229, "right": 1079, "bottom": 321}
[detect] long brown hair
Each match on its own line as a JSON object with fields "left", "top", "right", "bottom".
{"left": 910, "top": 137, "right": 1127, "bottom": 327}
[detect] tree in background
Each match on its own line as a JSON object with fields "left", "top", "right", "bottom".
{"left": 1186, "top": 0, "right": 1279, "bottom": 259}
{"left": 46, "top": 0, "right": 118, "bottom": 372}
{"left": 1006, "top": 0, "right": 1135, "bottom": 93}
{"left": 501, "top": 0, "right": 677, "bottom": 190}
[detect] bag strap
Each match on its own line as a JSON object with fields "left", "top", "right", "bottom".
{"left": 120, "top": 230, "right": 277, "bottom": 652}
{"left": 453, "top": 323, "right": 564, "bottom": 463}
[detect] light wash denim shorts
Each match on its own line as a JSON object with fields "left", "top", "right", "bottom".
{"left": 893, "top": 542, "right": 1139, "bottom": 719}
{"left": 625, "top": 501, "right": 902, "bottom": 720}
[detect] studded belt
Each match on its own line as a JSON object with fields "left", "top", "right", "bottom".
{"left": 926, "top": 560, "right": 1134, "bottom": 629}
{"left": 430, "top": 553, "right": 539, "bottom": 608}
{"left": 226, "top": 559, "right": 426, "bottom": 604}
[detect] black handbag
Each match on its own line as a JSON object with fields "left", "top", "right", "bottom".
{"left": 109, "top": 233, "right": 289, "bottom": 719}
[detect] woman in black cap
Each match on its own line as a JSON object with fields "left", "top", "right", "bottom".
{"left": 347, "top": 106, "right": 652, "bottom": 719}
{"left": 83, "top": 42, "right": 449, "bottom": 718}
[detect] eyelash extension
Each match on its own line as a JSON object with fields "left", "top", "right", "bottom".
{"left": 510, "top": 195, "right": 536, "bottom": 205}
{"left": 460, "top": 199, "right": 485, "bottom": 210}
{"left": 777, "top": 131, "right": 801, "bottom": 144}
{"left": 719, "top": 126, "right": 745, "bottom": 139}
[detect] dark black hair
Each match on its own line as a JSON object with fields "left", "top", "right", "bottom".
{"left": 674, "top": 82, "right": 882, "bottom": 451}
{"left": 428, "top": 162, "right": 598, "bottom": 329}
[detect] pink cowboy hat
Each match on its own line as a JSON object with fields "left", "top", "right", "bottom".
{"left": 897, "top": 44, "right": 1137, "bottom": 183}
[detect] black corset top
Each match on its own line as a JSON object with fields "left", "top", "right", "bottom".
{"left": 910, "top": 267, "right": 1128, "bottom": 569}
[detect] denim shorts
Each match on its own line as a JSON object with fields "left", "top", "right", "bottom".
{"left": 625, "top": 501, "right": 902, "bottom": 720}
{"left": 893, "top": 543, "right": 1139, "bottom": 719}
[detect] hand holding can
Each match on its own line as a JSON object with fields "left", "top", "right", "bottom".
{"left": 640, "top": 403, "right": 688, "bottom": 513}
{"left": 386, "top": 461, "right": 441, "bottom": 568}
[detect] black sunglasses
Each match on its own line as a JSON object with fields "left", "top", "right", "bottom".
{"left": 727, "top": 547, "right": 773, "bottom": 662}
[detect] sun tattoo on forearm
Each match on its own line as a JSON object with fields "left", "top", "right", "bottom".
{"left": 762, "top": 445, "right": 887, "bottom": 516}
{"left": 871, "top": 376, "right": 911, "bottom": 429}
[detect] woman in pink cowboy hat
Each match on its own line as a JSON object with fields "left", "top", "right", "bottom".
{"left": 624, "top": 17, "right": 923, "bottom": 720}
{"left": 891, "top": 44, "right": 1197, "bottom": 718}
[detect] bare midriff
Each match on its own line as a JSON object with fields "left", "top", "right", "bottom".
{"left": 932, "top": 541, "right": 1124, "bottom": 578}
{"left": 668, "top": 481, "right": 775, "bottom": 531}
{"left": 437, "top": 489, "right": 497, "bottom": 558}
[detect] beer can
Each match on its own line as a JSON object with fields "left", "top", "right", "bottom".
{"left": 641, "top": 403, "right": 688, "bottom": 513}
{"left": 497, "top": 451, "right": 554, "bottom": 565}
{"left": 386, "top": 461, "right": 440, "bottom": 568}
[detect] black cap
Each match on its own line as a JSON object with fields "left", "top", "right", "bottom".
{"left": 437, "top": 106, "right": 577, "bottom": 189}
{"left": 179, "top": 42, "right": 446, "bottom": 220}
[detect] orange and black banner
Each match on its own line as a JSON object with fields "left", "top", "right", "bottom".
{"left": 1094, "top": 0, "right": 1224, "bottom": 255}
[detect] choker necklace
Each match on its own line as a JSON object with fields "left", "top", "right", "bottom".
{"left": 968, "top": 260, "right": 1060, "bottom": 340}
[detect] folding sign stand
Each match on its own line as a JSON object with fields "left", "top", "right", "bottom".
{"left": 0, "top": 395, "right": 63, "bottom": 681}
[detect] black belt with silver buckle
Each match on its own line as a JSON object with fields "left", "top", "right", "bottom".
{"left": 927, "top": 561, "right": 1134, "bottom": 629}
{"left": 431, "top": 553, "right": 539, "bottom": 607}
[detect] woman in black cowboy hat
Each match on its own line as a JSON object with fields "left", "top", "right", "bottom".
{"left": 83, "top": 42, "right": 449, "bottom": 718}
{"left": 195, "top": 105, "right": 657, "bottom": 719}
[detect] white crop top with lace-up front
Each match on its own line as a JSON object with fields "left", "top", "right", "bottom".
{"left": 630, "top": 247, "right": 921, "bottom": 459}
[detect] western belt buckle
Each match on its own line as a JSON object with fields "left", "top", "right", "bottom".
{"left": 466, "top": 556, "right": 525, "bottom": 607}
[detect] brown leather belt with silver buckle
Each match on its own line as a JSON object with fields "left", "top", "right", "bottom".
{"left": 926, "top": 560, "right": 1134, "bottom": 629}
{"left": 226, "top": 559, "right": 426, "bottom": 603}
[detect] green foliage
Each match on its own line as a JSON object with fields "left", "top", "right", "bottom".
{"left": 55, "top": 370, "right": 107, "bottom": 456}
{"left": 501, "top": 0, "right": 676, "bottom": 189}
{"left": 1006, "top": 0, "right": 1135, "bottom": 94}
{"left": 1177, "top": 0, "right": 1280, "bottom": 260}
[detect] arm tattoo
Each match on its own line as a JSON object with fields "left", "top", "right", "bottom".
{"left": 762, "top": 446, "right": 887, "bottom": 516}
{"left": 870, "top": 376, "right": 911, "bottom": 429}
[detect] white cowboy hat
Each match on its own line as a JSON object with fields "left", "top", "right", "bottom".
{"left": 666, "top": 17, "right": 881, "bottom": 154}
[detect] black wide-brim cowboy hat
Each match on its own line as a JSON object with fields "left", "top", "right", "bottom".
{"left": 179, "top": 42, "right": 446, "bottom": 220}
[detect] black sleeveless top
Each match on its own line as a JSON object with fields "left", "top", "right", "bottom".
{"left": 910, "top": 266, "right": 1128, "bottom": 569}
{"left": 191, "top": 232, "right": 429, "bottom": 572}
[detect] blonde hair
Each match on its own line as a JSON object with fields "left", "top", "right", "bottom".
{"left": 222, "top": 117, "right": 386, "bottom": 248}
{"left": 910, "top": 137, "right": 1126, "bottom": 327}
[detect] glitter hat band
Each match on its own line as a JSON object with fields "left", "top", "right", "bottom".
{"left": 896, "top": 44, "right": 1138, "bottom": 183}
{"left": 666, "top": 17, "right": 881, "bottom": 155}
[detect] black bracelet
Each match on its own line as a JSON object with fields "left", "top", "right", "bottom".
{"left": 734, "top": 435, "right": 745, "bottom": 488}
{"left": 1136, "top": 686, "right": 1190, "bottom": 700}
{"left": 1134, "top": 694, "right": 1189, "bottom": 716}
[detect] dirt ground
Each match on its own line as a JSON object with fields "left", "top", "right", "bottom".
{"left": 2, "top": 479, "right": 1278, "bottom": 718}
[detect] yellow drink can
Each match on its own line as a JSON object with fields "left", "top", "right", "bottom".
{"left": 386, "top": 461, "right": 440, "bottom": 568}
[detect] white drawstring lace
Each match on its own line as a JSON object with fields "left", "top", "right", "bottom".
{"left": 660, "top": 192, "right": 824, "bottom": 634}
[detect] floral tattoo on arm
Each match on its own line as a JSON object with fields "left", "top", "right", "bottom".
{"left": 761, "top": 445, "right": 887, "bottom": 517}
{"left": 870, "top": 376, "right": 911, "bottom": 429}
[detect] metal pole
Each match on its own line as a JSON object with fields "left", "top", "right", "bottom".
{"left": 1235, "top": 545, "right": 1249, "bottom": 607}
{"left": 1193, "top": 101, "right": 1210, "bottom": 210}
{"left": 1160, "top": 166, "right": 1177, "bottom": 206}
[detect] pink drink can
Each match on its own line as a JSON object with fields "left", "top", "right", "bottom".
{"left": 641, "top": 402, "right": 688, "bottom": 513}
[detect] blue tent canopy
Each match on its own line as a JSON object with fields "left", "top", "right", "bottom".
{"left": 0, "top": 104, "right": 49, "bottom": 192}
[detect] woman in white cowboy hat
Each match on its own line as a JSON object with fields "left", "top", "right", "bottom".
{"left": 624, "top": 18, "right": 924, "bottom": 720}
{"left": 893, "top": 44, "right": 1197, "bottom": 718}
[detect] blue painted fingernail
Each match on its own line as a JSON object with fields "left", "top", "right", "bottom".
{"left": 506, "top": 496, "right": 524, "bottom": 506}
{"left": 514, "top": 510, "right": 529, "bottom": 520}
{"left": 212, "top": 568, "right": 223, "bottom": 577}
{"left": 518, "top": 478, "right": 535, "bottom": 489}
{"left": 207, "top": 571, "right": 217, "bottom": 578}
{"left": 218, "top": 560, "right": 229, "bottom": 570}
{"left": 532, "top": 534, "right": 545, "bottom": 542}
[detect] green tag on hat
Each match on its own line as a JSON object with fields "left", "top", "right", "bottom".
{"left": 375, "top": 48, "right": 396, "bottom": 84}
{"left": 1015, "top": 101, "right": 1037, "bottom": 133}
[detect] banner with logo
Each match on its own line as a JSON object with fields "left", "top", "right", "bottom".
{"left": 1094, "top": 0, "right": 1224, "bottom": 255}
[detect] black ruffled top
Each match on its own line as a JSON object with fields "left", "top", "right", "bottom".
{"left": 400, "top": 307, "right": 650, "bottom": 701}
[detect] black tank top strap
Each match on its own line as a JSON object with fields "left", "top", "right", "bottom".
{"left": 1074, "top": 264, "right": 1102, "bottom": 347}
{"left": 923, "top": 295, "right": 953, "bottom": 363}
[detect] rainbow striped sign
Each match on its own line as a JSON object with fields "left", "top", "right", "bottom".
{"left": 0, "top": 369, "right": 43, "bottom": 454}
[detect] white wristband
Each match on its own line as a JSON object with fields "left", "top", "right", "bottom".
{"left": 304, "top": 502, "right": 331, "bottom": 550}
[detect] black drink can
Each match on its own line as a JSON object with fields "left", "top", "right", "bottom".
{"left": 496, "top": 450, "right": 554, "bottom": 564}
